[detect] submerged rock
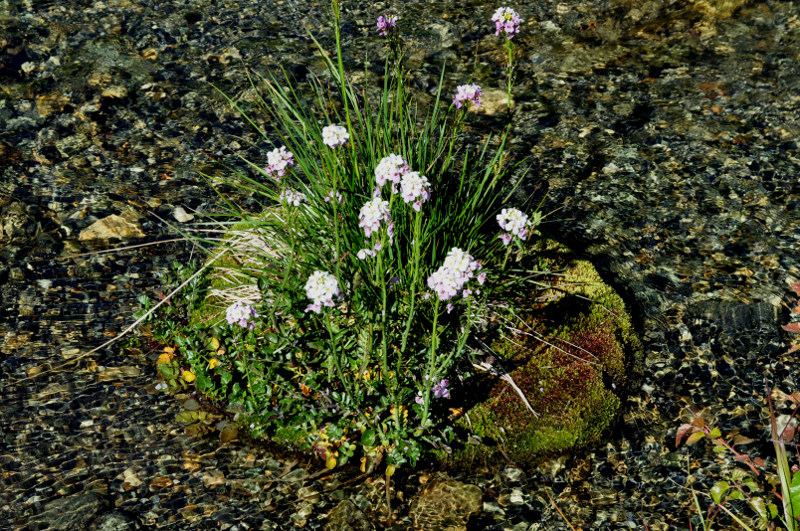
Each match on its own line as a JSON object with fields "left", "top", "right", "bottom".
{"left": 409, "top": 476, "right": 483, "bottom": 531}
{"left": 78, "top": 214, "right": 145, "bottom": 241}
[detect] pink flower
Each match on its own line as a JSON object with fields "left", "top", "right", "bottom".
{"left": 375, "top": 154, "right": 410, "bottom": 188}
{"left": 265, "top": 146, "right": 295, "bottom": 180}
{"left": 304, "top": 271, "right": 341, "bottom": 313}
{"left": 491, "top": 7, "right": 523, "bottom": 39}
{"left": 427, "top": 247, "right": 482, "bottom": 301}
{"left": 359, "top": 198, "right": 391, "bottom": 238}
{"left": 226, "top": 302, "right": 259, "bottom": 330}
{"left": 322, "top": 124, "right": 349, "bottom": 147}
{"left": 500, "top": 233, "right": 513, "bottom": 246}
{"left": 399, "top": 171, "right": 431, "bottom": 208}
{"left": 376, "top": 14, "right": 398, "bottom": 36}
{"left": 432, "top": 379, "right": 450, "bottom": 399}
{"left": 452, "top": 83, "right": 483, "bottom": 110}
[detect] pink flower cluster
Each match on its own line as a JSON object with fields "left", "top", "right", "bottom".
{"left": 452, "top": 83, "right": 483, "bottom": 110}
{"left": 265, "top": 146, "right": 294, "bottom": 180}
{"left": 399, "top": 171, "right": 431, "bottom": 211}
{"left": 497, "top": 207, "right": 531, "bottom": 246}
{"left": 358, "top": 197, "right": 391, "bottom": 238}
{"left": 376, "top": 14, "right": 398, "bottom": 36}
{"left": 226, "top": 302, "right": 259, "bottom": 330}
{"left": 304, "top": 270, "right": 341, "bottom": 313}
{"left": 491, "top": 7, "right": 523, "bottom": 39}
{"left": 374, "top": 153, "right": 410, "bottom": 191}
{"left": 427, "top": 247, "right": 484, "bottom": 301}
{"left": 279, "top": 189, "right": 306, "bottom": 206}
{"left": 324, "top": 190, "right": 344, "bottom": 204}
{"left": 415, "top": 378, "right": 450, "bottom": 403}
{"left": 322, "top": 124, "right": 349, "bottom": 148}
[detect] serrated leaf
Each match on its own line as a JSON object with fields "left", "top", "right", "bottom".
{"left": 692, "top": 416, "right": 706, "bottom": 429}
{"left": 711, "top": 481, "right": 729, "bottom": 504}
{"left": 676, "top": 423, "right": 694, "bottom": 447}
{"left": 686, "top": 431, "right": 706, "bottom": 446}
{"left": 708, "top": 427, "right": 722, "bottom": 439}
{"left": 767, "top": 502, "right": 779, "bottom": 519}
{"left": 728, "top": 489, "right": 744, "bottom": 500}
{"left": 713, "top": 444, "right": 727, "bottom": 453}
{"left": 750, "top": 497, "right": 768, "bottom": 520}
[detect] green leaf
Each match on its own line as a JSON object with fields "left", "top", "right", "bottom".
{"left": 686, "top": 431, "right": 706, "bottom": 446}
{"left": 711, "top": 481, "right": 729, "bottom": 505}
{"left": 750, "top": 497, "right": 768, "bottom": 520}
{"left": 728, "top": 489, "right": 744, "bottom": 500}
{"left": 708, "top": 427, "right": 722, "bottom": 439}
{"left": 361, "top": 429, "right": 376, "bottom": 447}
{"left": 789, "top": 470, "right": 800, "bottom": 518}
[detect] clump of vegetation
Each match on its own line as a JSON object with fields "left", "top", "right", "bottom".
{"left": 136, "top": 2, "right": 633, "bottom": 479}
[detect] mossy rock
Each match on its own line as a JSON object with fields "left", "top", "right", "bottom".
{"left": 448, "top": 238, "right": 641, "bottom": 468}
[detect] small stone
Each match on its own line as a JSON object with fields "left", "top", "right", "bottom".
{"left": 79, "top": 214, "right": 145, "bottom": 241}
{"left": 478, "top": 87, "right": 509, "bottom": 116}
{"left": 101, "top": 85, "right": 128, "bottom": 99}
{"left": 173, "top": 206, "right": 194, "bottom": 222}
{"left": 202, "top": 470, "right": 226, "bottom": 488}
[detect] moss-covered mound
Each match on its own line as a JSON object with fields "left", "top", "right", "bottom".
{"left": 449, "top": 238, "right": 641, "bottom": 467}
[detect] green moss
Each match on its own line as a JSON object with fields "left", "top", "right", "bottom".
{"left": 449, "top": 238, "right": 641, "bottom": 468}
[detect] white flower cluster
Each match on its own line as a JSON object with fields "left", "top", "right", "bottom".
{"left": 399, "top": 171, "right": 431, "bottom": 211}
{"left": 358, "top": 197, "right": 391, "bottom": 238}
{"left": 304, "top": 270, "right": 341, "bottom": 313}
{"left": 322, "top": 124, "right": 349, "bottom": 148}
{"left": 497, "top": 207, "right": 530, "bottom": 246}
{"left": 374, "top": 154, "right": 410, "bottom": 190}
{"left": 226, "top": 301, "right": 259, "bottom": 330}
{"left": 279, "top": 189, "right": 306, "bottom": 206}
{"left": 265, "top": 146, "right": 294, "bottom": 180}
{"left": 427, "top": 247, "right": 483, "bottom": 301}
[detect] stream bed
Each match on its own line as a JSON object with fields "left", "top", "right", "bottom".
{"left": 2, "top": 0, "right": 800, "bottom": 529}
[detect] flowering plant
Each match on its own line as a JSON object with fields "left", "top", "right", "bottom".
{"left": 146, "top": 2, "right": 539, "bottom": 478}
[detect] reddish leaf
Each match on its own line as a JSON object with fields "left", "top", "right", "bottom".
{"left": 785, "top": 345, "right": 800, "bottom": 355}
{"left": 792, "top": 305, "right": 800, "bottom": 315}
{"left": 789, "top": 392, "right": 800, "bottom": 405}
{"left": 783, "top": 322, "right": 800, "bottom": 334}
{"left": 734, "top": 454, "right": 751, "bottom": 462}
{"left": 791, "top": 282, "right": 800, "bottom": 297}
{"left": 782, "top": 425, "right": 796, "bottom": 443}
{"left": 753, "top": 457, "right": 766, "bottom": 467}
{"left": 692, "top": 416, "right": 706, "bottom": 429}
{"left": 676, "top": 423, "right": 694, "bottom": 447}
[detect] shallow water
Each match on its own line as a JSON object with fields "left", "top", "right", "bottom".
{"left": 2, "top": 0, "right": 800, "bottom": 528}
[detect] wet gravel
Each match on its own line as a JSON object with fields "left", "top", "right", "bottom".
{"left": 2, "top": 0, "right": 800, "bottom": 529}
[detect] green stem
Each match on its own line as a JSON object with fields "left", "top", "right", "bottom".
{"left": 399, "top": 210, "right": 423, "bottom": 357}
{"left": 324, "top": 309, "right": 353, "bottom": 401}
{"left": 421, "top": 298, "right": 441, "bottom": 427}
{"left": 332, "top": 0, "right": 358, "bottom": 180}
{"left": 502, "top": 243, "right": 512, "bottom": 271}
{"left": 505, "top": 39, "right": 515, "bottom": 112}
